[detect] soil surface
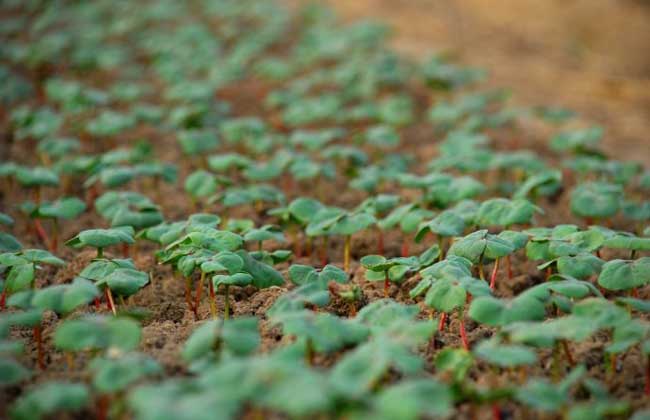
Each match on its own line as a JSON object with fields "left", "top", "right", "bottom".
{"left": 308, "top": 0, "right": 650, "bottom": 164}
{"left": 1, "top": 1, "right": 650, "bottom": 419}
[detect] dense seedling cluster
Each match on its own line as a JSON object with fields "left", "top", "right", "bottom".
{"left": 1, "top": 0, "right": 650, "bottom": 419}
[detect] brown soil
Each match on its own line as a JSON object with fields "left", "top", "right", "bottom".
{"left": 308, "top": 0, "right": 650, "bottom": 164}
{"left": 2, "top": 1, "right": 650, "bottom": 419}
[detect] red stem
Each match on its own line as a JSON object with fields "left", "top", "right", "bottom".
{"left": 94, "top": 297, "right": 100, "bottom": 310}
{"left": 561, "top": 340, "right": 575, "bottom": 366}
{"left": 194, "top": 278, "right": 203, "bottom": 316}
{"left": 121, "top": 243, "right": 129, "bottom": 258}
{"left": 0, "top": 290, "right": 6, "bottom": 311}
{"left": 489, "top": 258, "right": 500, "bottom": 290}
{"left": 438, "top": 312, "right": 447, "bottom": 332}
{"left": 492, "top": 404, "right": 501, "bottom": 420}
{"left": 97, "top": 395, "right": 109, "bottom": 420}
{"left": 383, "top": 270, "right": 390, "bottom": 298}
{"left": 459, "top": 318, "right": 469, "bottom": 350}
{"left": 401, "top": 239, "right": 409, "bottom": 257}
{"left": 33, "top": 219, "right": 50, "bottom": 247}
{"left": 293, "top": 233, "right": 302, "bottom": 259}
{"left": 320, "top": 237, "right": 328, "bottom": 267}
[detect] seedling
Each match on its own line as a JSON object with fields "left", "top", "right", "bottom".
{"left": 21, "top": 197, "right": 86, "bottom": 251}
{"left": 378, "top": 203, "right": 434, "bottom": 257}
{"left": 65, "top": 226, "right": 135, "bottom": 258}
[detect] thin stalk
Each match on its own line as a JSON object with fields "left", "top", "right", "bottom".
{"left": 33, "top": 218, "right": 49, "bottom": 247}
{"left": 0, "top": 290, "right": 6, "bottom": 311}
{"left": 208, "top": 279, "right": 216, "bottom": 318}
{"left": 97, "top": 395, "right": 109, "bottom": 420}
{"left": 257, "top": 241, "right": 262, "bottom": 252}
{"left": 306, "top": 235, "right": 312, "bottom": 257}
{"left": 224, "top": 285, "right": 230, "bottom": 320}
{"left": 97, "top": 247, "right": 103, "bottom": 258}
{"left": 438, "top": 312, "right": 447, "bottom": 332}
{"left": 561, "top": 339, "right": 575, "bottom": 366}
{"left": 65, "top": 352, "right": 75, "bottom": 370}
{"left": 292, "top": 229, "right": 302, "bottom": 258}
{"left": 459, "top": 311, "right": 469, "bottom": 350}
{"left": 489, "top": 258, "right": 500, "bottom": 290}
{"left": 194, "top": 271, "right": 205, "bottom": 317}
{"left": 305, "top": 338, "right": 315, "bottom": 365}
{"left": 343, "top": 235, "right": 351, "bottom": 272}
{"left": 320, "top": 236, "right": 329, "bottom": 266}
{"left": 438, "top": 236, "right": 445, "bottom": 261}
{"left": 401, "top": 236, "right": 409, "bottom": 257}
{"left": 50, "top": 219, "right": 58, "bottom": 252}
{"left": 349, "top": 301, "right": 356, "bottom": 317}
{"left": 105, "top": 288, "right": 117, "bottom": 315}
{"left": 383, "top": 269, "right": 390, "bottom": 298}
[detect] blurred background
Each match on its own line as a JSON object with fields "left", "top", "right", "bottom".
{"left": 290, "top": 0, "right": 650, "bottom": 161}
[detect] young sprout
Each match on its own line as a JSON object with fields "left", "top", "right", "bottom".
{"left": 243, "top": 224, "right": 286, "bottom": 252}
{"left": 415, "top": 209, "right": 466, "bottom": 259}
{"left": 268, "top": 197, "right": 324, "bottom": 258}
{"left": 355, "top": 194, "right": 400, "bottom": 254}
{"left": 0, "top": 249, "right": 65, "bottom": 308}
{"left": 0, "top": 212, "right": 22, "bottom": 253}
{"left": 21, "top": 197, "right": 86, "bottom": 252}
{"left": 95, "top": 267, "right": 149, "bottom": 315}
{"left": 378, "top": 203, "right": 434, "bottom": 257}
{"left": 9, "top": 381, "right": 89, "bottom": 420}
{"left": 89, "top": 352, "right": 161, "bottom": 419}
{"left": 15, "top": 166, "right": 59, "bottom": 204}
{"left": 411, "top": 256, "right": 489, "bottom": 345}
{"left": 570, "top": 182, "right": 623, "bottom": 226}
{"left": 66, "top": 226, "right": 135, "bottom": 258}
{"left": 330, "top": 211, "right": 376, "bottom": 273}
{"left": 7, "top": 278, "right": 99, "bottom": 367}
{"left": 181, "top": 317, "right": 259, "bottom": 370}
{"left": 448, "top": 230, "right": 515, "bottom": 284}
{"left": 213, "top": 273, "right": 252, "bottom": 320}
{"left": 185, "top": 170, "right": 220, "bottom": 210}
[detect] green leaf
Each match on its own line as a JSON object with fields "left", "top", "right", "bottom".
{"left": 89, "top": 353, "right": 161, "bottom": 394}
{"left": 448, "top": 230, "right": 515, "bottom": 263}
{"left": 371, "top": 379, "right": 452, "bottom": 420}
{"left": 30, "top": 277, "right": 99, "bottom": 315}
{"left": 97, "top": 268, "right": 149, "bottom": 297}
{"left": 66, "top": 227, "right": 135, "bottom": 250}
{"left": 435, "top": 348, "right": 474, "bottom": 382}
{"left": 469, "top": 294, "right": 546, "bottom": 326}
{"left": 31, "top": 197, "right": 86, "bottom": 220}
{"left": 54, "top": 315, "right": 141, "bottom": 352}
{"left": 570, "top": 182, "right": 623, "bottom": 219}
{"left": 184, "top": 170, "right": 217, "bottom": 198}
{"left": 10, "top": 382, "right": 89, "bottom": 420}
{"left": 424, "top": 278, "right": 467, "bottom": 313}
{"left": 598, "top": 258, "right": 650, "bottom": 291}
{"left": 474, "top": 337, "right": 537, "bottom": 367}
{"left": 0, "top": 358, "right": 30, "bottom": 386}
{"left": 235, "top": 250, "right": 284, "bottom": 289}
{"left": 182, "top": 317, "right": 259, "bottom": 364}
{"left": 213, "top": 272, "right": 253, "bottom": 288}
